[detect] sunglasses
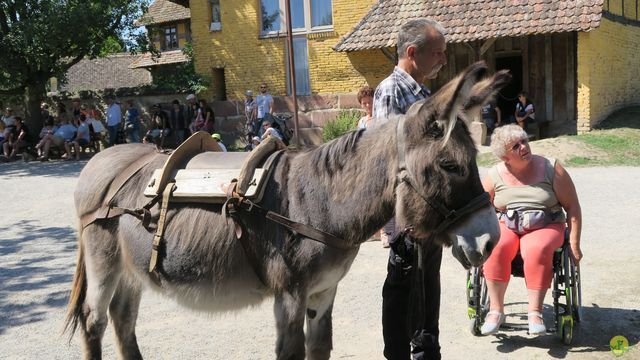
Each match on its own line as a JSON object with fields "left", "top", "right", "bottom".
{"left": 510, "top": 139, "right": 528, "bottom": 151}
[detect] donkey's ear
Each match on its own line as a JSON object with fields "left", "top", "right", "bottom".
{"left": 431, "top": 62, "right": 488, "bottom": 144}
{"left": 463, "top": 69, "right": 512, "bottom": 113}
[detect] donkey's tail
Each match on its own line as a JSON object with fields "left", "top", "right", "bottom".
{"left": 62, "top": 224, "right": 87, "bottom": 341}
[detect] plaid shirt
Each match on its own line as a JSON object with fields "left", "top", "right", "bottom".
{"left": 372, "top": 66, "right": 430, "bottom": 122}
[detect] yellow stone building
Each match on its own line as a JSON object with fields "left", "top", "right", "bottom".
{"left": 140, "top": 0, "right": 640, "bottom": 143}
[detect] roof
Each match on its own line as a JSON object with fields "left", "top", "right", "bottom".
{"left": 60, "top": 54, "right": 152, "bottom": 92}
{"left": 136, "top": 0, "right": 191, "bottom": 26}
{"left": 130, "top": 49, "right": 189, "bottom": 69}
{"left": 334, "top": 0, "right": 604, "bottom": 52}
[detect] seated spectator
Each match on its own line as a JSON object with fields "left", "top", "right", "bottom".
{"left": 85, "top": 110, "right": 106, "bottom": 151}
{"left": 481, "top": 100, "right": 502, "bottom": 134}
{"left": 65, "top": 114, "right": 91, "bottom": 160}
{"left": 192, "top": 99, "right": 215, "bottom": 134}
{"left": 35, "top": 116, "right": 58, "bottom": 157}
{"left": 211, "top": 133, "right": 227, "bottom": 152}
{"left": 2, "top": 117, "right": 29, "bottom": 161}
{"left": 2, "top": 107, "right": 15, "bottom": 131}
{"left": 38, "top": 117, "right": 77, "bottom": 161}
{"left": 356, "top": 85, "right": 374, "bottom": 129}
{"left": 514, "top": 91, "right": 535, "bottom": 131}
{"left": 260, "top": 121, "right": 283, "bottom": 141}
{"left": 0, "top": 121, "right": 6, "bottom": 145}
{"left": 251, "top": 136, "right": 261, "bottom": 150}
{"left": 169, "top": 99, "right": 187, "bottom": 145}
{"left": 145, "top": 104, "right": 170, "bottom": 147}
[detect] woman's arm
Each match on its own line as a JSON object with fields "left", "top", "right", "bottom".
{"left": 553, "top": 161, "right": 583, "bottom": 263}
{"left": 482, "top": 175, "right": 496, "bottom": 204}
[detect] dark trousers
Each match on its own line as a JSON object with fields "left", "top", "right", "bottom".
{"left": 382, "top": 237, "right": 443, "bottom": 360}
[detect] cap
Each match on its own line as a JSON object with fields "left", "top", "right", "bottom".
{"left": 251, "top": 136, "right": 261, "bottom": 143}
{"left": 245, "top": 90, "right": 253, "bottom": 97}
{"left": 211, "top": 133, "right": 221, "bottom": 141}
{"left": 186, "top": 94, "right": 196, "bottom": 101}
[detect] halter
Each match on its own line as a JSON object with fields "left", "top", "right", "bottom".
{"left": 395, "top": 117, "right": 491, "bottom": 241}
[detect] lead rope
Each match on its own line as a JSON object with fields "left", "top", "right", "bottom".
{"left": 149, "top": 183, "right": 175, "bottom": 285}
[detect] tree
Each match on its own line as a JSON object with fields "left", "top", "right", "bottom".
{"left": 0, "top": 0, "right": 148, "bottom": 131}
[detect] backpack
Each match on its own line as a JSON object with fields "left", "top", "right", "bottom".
{"left": 264, "top": 113, "right": 293, "bottom": 146}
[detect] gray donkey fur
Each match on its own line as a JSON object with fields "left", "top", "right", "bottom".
{"left": 64, "top": 62, "right": 510, "bottom": 359}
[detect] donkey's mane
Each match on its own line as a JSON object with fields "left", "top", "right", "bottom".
{"left": 306, "top": 129, "right": 366, "bottom": 177}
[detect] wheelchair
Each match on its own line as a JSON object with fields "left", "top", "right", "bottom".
{"left": 466, "top": 231, "right": 582, "bottom": 344}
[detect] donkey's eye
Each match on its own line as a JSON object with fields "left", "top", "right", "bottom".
{"left": 439, "top": 160, "right": 462, "bottom": 174}
{"left": 426, "top": 121, "right": 444, "bottom": 138}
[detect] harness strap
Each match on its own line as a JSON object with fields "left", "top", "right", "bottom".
{"left": 149, "top": 183, "right": 175, "bottom": 284}
{"left": 231, "top": 199, "right": 351, "bottom": 250}
{"left": 80, "top": 150, "right": 160, "bottom": 229}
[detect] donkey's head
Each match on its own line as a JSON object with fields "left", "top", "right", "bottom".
{"left": 395, "top": 62, "right": 510, "bottom": 268}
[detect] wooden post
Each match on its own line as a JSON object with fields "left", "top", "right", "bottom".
{"left": 284, "top": 0, "right": 300, "bottom": 147}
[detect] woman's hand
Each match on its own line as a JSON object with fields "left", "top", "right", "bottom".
{"left": 570, "top": 241, "right": 583, "bottom": 264}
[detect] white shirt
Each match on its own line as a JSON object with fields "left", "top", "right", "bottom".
{"left": 106, "top": 103, "right": 122, "bottom": 126}
{"left": 217, "top": 141, "right": 227, "bottom": 152}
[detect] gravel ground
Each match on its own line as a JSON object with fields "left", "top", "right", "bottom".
{"left": 1, "top": 160, "right": 639, "bottom": 359}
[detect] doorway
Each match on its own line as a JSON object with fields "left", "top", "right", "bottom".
{"left": 495, "top": 56, "right": 522, "bottom": 123}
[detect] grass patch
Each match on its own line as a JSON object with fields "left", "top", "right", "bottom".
{"left": 477, "top": 152, "right": 499, "bottom": 167}
{"left": 571, "top": 129, "right": 640, "bottom": 166}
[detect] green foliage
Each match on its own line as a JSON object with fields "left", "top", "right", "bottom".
{"left": 99, "top": 36, "right": 125, "bottom": 57}
{"left": 322, "top": 110, "right": 361, "bottom": 142}
{"left": 150, "top": 43, "right": 209, "bottom": 94}
{"left": 0, "top": 0, "right": 149, "bottom": 128}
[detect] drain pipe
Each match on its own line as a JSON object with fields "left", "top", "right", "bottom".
{"left": 284, "top": 0, "right": 300, "bottom": 147}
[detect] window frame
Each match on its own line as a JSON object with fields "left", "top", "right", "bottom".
{"left": 260, "top": 0, "right": 333, "bottom": 37}
{"left": 210, "top": 0, "right": 222, "bottom": 31}
{"left": 161, "top": 25, "right": 179, "bottom": 51}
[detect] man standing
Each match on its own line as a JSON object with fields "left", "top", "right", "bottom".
{"left": 255, "top": 82, "right": 274, "bottom": 136}
{"left": 372, "top": 18, "right": 447, "bottom": 360}
{"left": 105, "top": 97, "right": 122, "bottom": 147}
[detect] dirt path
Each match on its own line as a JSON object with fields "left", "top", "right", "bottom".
{"left": 0, "top": 161, "right": 638, "bottom": 359}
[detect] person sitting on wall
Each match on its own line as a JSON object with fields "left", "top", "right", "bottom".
{"left": 1, "top": 117, "right": 29, "bottom": 161}
{"left": 481, "top": 99, "right": 502, "bottom": 134}
{"left": 514, "top": 91, "right": 535, "bottom": 131}
{"left": 211, "top": 133, "right": 227, "bottom": 152}
{"left": 260, "top": 120, "right": 283, "bottom": 142}
{"left": 145, "top": 104, "right": 170, "bottom": 147}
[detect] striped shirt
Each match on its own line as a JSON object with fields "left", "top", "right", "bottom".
{"left": 372, "top": 66, "right": 431, "bottom": 122}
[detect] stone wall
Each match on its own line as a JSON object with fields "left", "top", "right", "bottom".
{"left": 577, "top": 7, "right": 640, "bottom": 131}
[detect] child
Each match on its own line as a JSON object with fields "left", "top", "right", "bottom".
{"left": 356, "top": 85, "right": 375, "bottom": 129}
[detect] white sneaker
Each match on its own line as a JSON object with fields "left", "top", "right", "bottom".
{"left": 481, "top": 310, "right": 505, "bottom": 335}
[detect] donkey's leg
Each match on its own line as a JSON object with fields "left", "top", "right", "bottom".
{"left": 274, "top": 289, "right": 307, "bottom": 360}
{"left": 305, "top": 286, "right": 337, "bottom": 360}
{"left": 109, "top": 275, "right": 143, "bottom": 360}
{"left": 79, "top": 225, "right": 122, "bottom": 360}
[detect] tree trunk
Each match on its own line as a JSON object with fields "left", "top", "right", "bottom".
{"left": 24, "top": 81, "right": 46, "bottom": 135}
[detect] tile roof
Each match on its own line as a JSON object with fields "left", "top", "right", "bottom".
{"left": 334, "top": 0, "right": 604, "bottom": 52}
{"left": 60, "top": 54, "right": 152, "bottom": 92}
{"left": 136, "top": 0, "right": 190, "bottom": 26}
{"left": 130, "top": 49, "right": 189, "bottom": 69}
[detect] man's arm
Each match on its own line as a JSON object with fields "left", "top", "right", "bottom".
{"left": 268, "top": 96, "right": 274, "bottom": 114}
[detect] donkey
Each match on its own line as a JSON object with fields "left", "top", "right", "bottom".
{"left": 64, "top": 62, "right": 509, "bottom": 359}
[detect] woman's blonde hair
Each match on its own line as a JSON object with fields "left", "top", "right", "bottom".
{"left": 490, "top": 124, "right": 528, "bottom": 158}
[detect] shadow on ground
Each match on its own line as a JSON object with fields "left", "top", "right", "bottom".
{"left": 487, "top": 302, "right": 640, "bottom": 358}
{"left": 0, "top": 220, "right": 77, "bottom": 335}
{"left": 0, "top": 159, "right": 86, "bottom": 178}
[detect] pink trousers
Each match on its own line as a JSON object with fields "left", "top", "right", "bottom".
{"left": 483, "top": 222, "right": 565, "bottom": 290}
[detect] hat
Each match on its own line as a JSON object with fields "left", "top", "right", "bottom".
{"left": 186, "top": 94, "right": 196, "bottom": 101}
{"left": 211, "top": 133, "right": 221, "bottom": 141}
{"left": 251, "top": 136, "right": 261, "bottom": 143}
{"left": 245, "top": 90, "right": 253, "bottom": 97}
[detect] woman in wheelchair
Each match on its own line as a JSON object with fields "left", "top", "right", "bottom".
{"left": 480, "top": 125, "right": 583, "bottom": 336}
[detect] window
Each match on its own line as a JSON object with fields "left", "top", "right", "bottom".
{"left": 261, "top": 0, "right": 332, "bottom": 35}
{"left": 210, "top": 0, "right": 221, "bottom": 31}
{"left": 285, "top": 37, "right": 311, "bottom": 96}
{"left": 162, "top": 26, "right": 178, "bottom": 50}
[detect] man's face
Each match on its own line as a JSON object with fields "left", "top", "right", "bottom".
{"left": 413, "top": 31, "right": 447, "bottom": 80}
{"left": 260, "top": 84, "right": 268, "bottom": 94}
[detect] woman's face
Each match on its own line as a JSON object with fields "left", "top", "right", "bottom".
{"left": 360, "top": 95, "right": 373, "bottom": 117}
{"left": 505, "top": 137, "right": 532, "bottom": 163}
{"left": 518, "top": 95, "right": 526, "bottom": 104}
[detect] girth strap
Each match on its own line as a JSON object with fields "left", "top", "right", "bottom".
{"left": 149, "top": 183, "right": 175, "bottom": 284}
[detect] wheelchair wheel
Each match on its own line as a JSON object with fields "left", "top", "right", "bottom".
{"left": 571, "top": 262, "right": 582, "bottom": 323}
{"left": 466, "top": 267, "right": 488, "bottom": 336}
{"left": 558, "top": 248, "right": 575, "bottom": 344}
